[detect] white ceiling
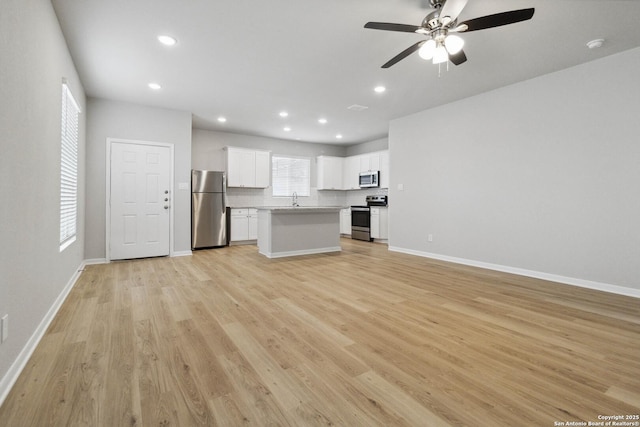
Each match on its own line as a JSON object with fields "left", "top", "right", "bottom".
{"left": 51, "top": 0, "right": 640, "bottom": 145}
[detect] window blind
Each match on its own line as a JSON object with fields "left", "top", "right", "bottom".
{"left": 60, "top": 82, "right": 80, "bottom": 251}
{"left": 272, "top": 156, "right": 310, "bottom": 197}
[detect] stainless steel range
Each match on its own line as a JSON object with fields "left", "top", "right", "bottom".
{"left": 351, "top": 195, "right": 387, "bottom": 242}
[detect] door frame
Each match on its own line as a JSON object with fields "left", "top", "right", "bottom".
{"left": 105, "top": 138, "right": 175, "bottom": 262}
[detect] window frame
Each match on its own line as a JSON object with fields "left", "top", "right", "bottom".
{"left": 271, "top": 155, "right": 311, "bottom": 197}
{"left": 59, "top": 81, "right": 81, "bottom": 252}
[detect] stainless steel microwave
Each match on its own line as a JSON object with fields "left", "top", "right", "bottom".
{"left": 359, "top": 171, "right": 379, "bottom": 188}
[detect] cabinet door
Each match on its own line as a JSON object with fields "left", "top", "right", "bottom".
{"left": 230, "top": 209, "right": 249, "bottom": 241}
{"left": 340, "top": 209, "right": 351, "bottom": 234}
{"left": 248, "top": 210, "right": 258, "bottom": 240}
{"left": 343, "top": 156, "right": 360, "bottom": 190}
{"left": 227, "top": 148, "right": 255, "bottom": 187}
{"left": 370, "top": 208, "right": 380, "bottom": 238}
{"left": 331, "top": 157, "right": 344, "bottom": 189}
{"left": 255, "top": 151, "right": 271, "bottom": 188}
{"left": 359, "top": 155, "right": 370, "bottom": 173}
{"left": 369, "top": 152, "right": 381, "bottom": 171}
{"left": 318, "top": 156, "right": 344, "bottom": 190}
{"left": 378, "top": 207, "right": 388, "bottom": 239}
{"left": 379, "top": 151, "right": 389, "bottom": 189}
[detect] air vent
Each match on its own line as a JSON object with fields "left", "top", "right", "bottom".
{"left": 347, "top": 104, "right": 369, "bottom": 111}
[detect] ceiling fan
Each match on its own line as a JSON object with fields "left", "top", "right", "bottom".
{"left": 364, "top": 0, "right": 534, "bottom": 68}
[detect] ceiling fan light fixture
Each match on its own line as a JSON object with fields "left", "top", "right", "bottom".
{"left": 432, "top": 44, "right": 448, "bottom": 64}
{"left": 444, "top": 34, "right": 464, "bottom": 54}
{"left": 453, "top": 23, "right": 468, "bottom": 32}
{"left": 418, "top": 39, "right": 437, "bottom": 60}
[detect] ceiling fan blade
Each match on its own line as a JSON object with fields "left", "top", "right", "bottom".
{"left": 448, "top": 48, "right": 467, "bottom": 66}
{"left": 364, "top": 22, "right": 422, "bottom": 33}
{"left": 382, "top": 40, "right": 425, "bottom": 68}
{"left": 439, "top": 0, "right": 469, "bottom": 24}
{"left": 457, "top": 8, "right": 535, "bottom": 32}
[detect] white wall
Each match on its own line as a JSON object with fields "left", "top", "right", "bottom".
{"left": 85, "top": 99, "right": 192, "bottom": 259}
{"left": 0, "top": 0, "right": 86, "bottom": 400}
{"left": 389, "top": 47, "right": 640, "bottom": 294}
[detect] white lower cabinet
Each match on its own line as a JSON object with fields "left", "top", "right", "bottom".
{"left": 340, "top": 208, "right": 351, "bottom": 235}
{"left": 370, "top": 207, "right": 388, "bottom": 240}
{"left": 230, "top": 208, "right": 258, "bottom": 242}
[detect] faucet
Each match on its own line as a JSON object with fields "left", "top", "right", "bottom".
{"left": 292, "top": 191, "right": 299, "bottom": 207}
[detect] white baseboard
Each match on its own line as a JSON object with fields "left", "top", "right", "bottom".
{"left": 172, "top": 250, "right": 192, "bottom": 257}
{"left": 259, "top": 246, "right": 342, "bottom": 259}
{"left": 83, "top": 258, "right": 107, "bottom": 265}
{"left": 388, "top": 246, "right": 640, "bottom": 299}
{"left": 0, "top": 260, "right": 87, "bottom": 408}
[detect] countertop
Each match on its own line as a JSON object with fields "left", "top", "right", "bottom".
{"left": 255, "top": 206, "right": 346, "bottom": 212}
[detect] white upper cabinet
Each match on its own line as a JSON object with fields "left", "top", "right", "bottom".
{"left": 254, "top": 150, "right": 271, "bottom": 188}
{"left": 360, "top": 152, "right": 380, "bottom": 172}
{"left": 317, "top": 156, "right": 344, "bottom": 190}
{"left": 343, "top": 156, "right": 361, "bottom": 190}
{"left": 226, "top": 147, "right": 271, "bottom": 188}
{"left": 317, "top": 149, "right": 389, "bottom": 191}
{"left": 379, "top": 150, "right": 389, "bottom": 189}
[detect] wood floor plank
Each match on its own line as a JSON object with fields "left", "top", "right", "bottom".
{"left": 1, "top": 238, "right": 638, "bottom": 426}
{"left": 221, "top": 322, "right": 308, "bottom": 411}
{"left": 356, "top": 370, "right": 450, "bottom": 427}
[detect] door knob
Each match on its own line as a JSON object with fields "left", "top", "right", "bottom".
{"left": 164, "top": 198, "right": 169, "bottom": 202}
{"left": 165, "top": 190, "right": 169, "bottom": 194}
{"left": 164, "top": 205, "right": 169, "bottom": 209}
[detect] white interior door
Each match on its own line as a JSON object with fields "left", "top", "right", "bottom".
{"left": 109, "top": 141, "right": 171, "bottom": 260}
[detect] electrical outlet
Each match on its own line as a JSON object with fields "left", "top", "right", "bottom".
{"left": 1, "top": 314, "right": 8, "bottom": 343}
{"left": 428, "top": 234, "right": 433, "bottom": 242}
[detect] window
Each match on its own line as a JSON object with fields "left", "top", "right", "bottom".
{"left": 60, "top": 81, "right": 80, "bottom": 251}
{"left": 272, "top": 156, "right": 310, "bottom": 197}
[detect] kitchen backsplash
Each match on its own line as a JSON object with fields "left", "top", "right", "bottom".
{"left": 227, "top": 187, "right": 388, "bottom": 208}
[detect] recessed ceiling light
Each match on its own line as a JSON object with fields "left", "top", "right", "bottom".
{"left": 586, "top": 39, "right": 604, "bottom": 49}
{"left": 284, "top": 126, "right": 291, "bottom": 132}
{"left": 157, "top": 35, "right": 177, "bottom": 46}
{"left": 336, "top": 134, "right": 343, "bottom": 139}
{"left": 217, "top": 116, "right": 227, "bottom": 123}
{"left": 374, "top": 86, "right": 386, "bottom": 93}
{"left": 347, "top": 104, "right": 368, "bottom": 111}
{"left": 148, "top": 82, "right": 162, "bottom": 90}
{"left": 279, "top": 111, "right": 289, "bottom": 118}
{"left": 318, "top": 118, "right": 328, "bottom": 124}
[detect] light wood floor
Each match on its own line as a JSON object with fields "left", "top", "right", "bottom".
{"left": 1, "top": 239, "right": 639, "bottom": 426}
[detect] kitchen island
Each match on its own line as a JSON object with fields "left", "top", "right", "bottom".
{"left": 256, "top": 207, "right": 343, "bottom": 258}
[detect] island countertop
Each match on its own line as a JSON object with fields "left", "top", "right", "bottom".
{"left": 255, "top": 206, "right": 346, "bottom": 212}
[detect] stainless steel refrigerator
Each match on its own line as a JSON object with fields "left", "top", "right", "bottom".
{"left": 191, "top": 170, "right": 227, "bottom": 249}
